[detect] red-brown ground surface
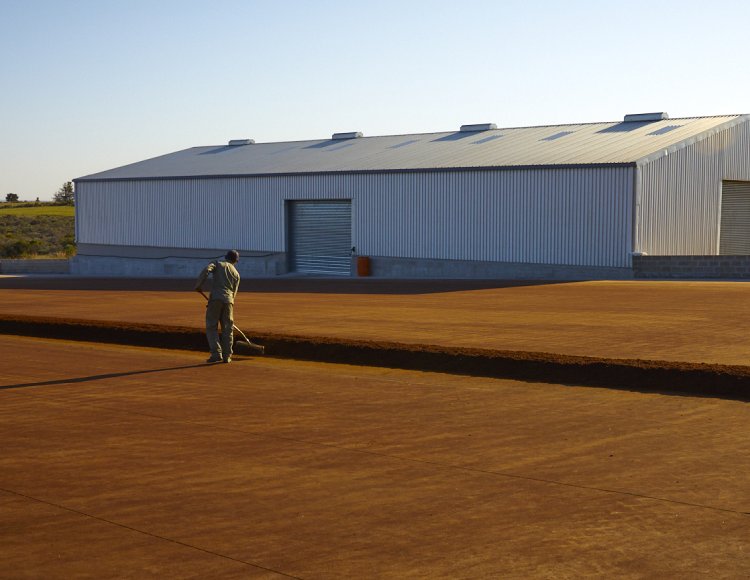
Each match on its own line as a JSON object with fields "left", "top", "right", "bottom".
{"left": 1, "top": 277, "right": 750, "bottom": 398}
{"left": 1, "top": 313, "right": 749, "bottom": 399}
{"left": 2, "top": 336, "right": 749, "bottom": 578}
{"left": 1, "top": 276, "right": 750, "bottom": 366}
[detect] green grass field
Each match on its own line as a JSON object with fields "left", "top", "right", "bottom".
{"left": 0, "top": 204, "right": 75, "bottom": 217}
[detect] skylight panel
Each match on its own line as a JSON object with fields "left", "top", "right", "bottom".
{"left": 473, "top": 134, "right": 504, "bottom": 144}
{"left": 389, "top": 139, "right": 420, "bottom": 149}
{"left": 327, "top": 142, "right": 355, "bottom": 151}
{"left": 647, "top": 125, "right": 683, "bottom": 136}
{"left": 542, "top": 131, "right": 574, "bottom": 141}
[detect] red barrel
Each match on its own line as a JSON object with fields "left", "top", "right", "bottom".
{"left": 357, "top": 256, "right": 371, "bottom": 277}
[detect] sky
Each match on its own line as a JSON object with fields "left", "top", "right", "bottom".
{"left": 1, "top": 0, "right": 749, "bottom": 200}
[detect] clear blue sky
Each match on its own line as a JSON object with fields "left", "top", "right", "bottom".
{"left": 2, "top": 0, "right": 748, "bottom": 200}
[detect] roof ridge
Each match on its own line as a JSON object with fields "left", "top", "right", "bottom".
{"left": 196, "top": 115, "right": 745, "bottom": 147}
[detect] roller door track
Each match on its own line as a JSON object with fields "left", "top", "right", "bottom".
{"left": 720, "top": 181, "right": 750, "bottom": 254}
{"left": 288, "top": 200, "right": 352, "bottom": 276}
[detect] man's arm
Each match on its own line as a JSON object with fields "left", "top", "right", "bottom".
{"left": 231, "top": 272, "right": 240, "bottom": 301}
{"left": 194, "top": 263, "right": 216, "bottom": 291}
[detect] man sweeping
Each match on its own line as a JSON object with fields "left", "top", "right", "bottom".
{"left": 195, "top": 250, "right": 240, "bottom": 363}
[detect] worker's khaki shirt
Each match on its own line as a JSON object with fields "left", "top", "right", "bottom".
{"left": 195, "top": 261, "right": 240, "bottom": 304}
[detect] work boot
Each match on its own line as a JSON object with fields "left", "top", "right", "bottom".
{"left": 206, "top": 355, "right": 222, "bottom": 363}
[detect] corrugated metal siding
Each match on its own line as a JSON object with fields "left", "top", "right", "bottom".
{"left": 636, "top": 121, "right": 750, "bottom": 255}
{"left": 353, "top": 168, "right": 633, "bottom": 266}
{"left": 719, "top": 181, "right": 750, "bottom": 254}
{"left": 76, "top": 166, "right": 634, "bottom": 268}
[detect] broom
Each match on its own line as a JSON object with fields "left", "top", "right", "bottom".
{"left": 198, "top": 290, "right": 265, "bottom": 355}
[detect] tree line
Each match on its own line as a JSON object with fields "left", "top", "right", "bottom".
{"left": 4, "top": 181, "right": 75, "bottom": 205}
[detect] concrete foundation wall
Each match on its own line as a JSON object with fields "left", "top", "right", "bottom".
{"left": 634, "top": 255, "right": 750, "bottom": 279}
{"left": 69, "top": 252, "right": 750, "bottom": 280}
{"left": 72, "top": 246, "right": 633, "bottom": 280}
{"left": 72, "top": 252, "right": 287, "bottom": 278}
{"left": 0, "top": 259, "right": 70, "bottom": 274}
{"left": 364, "top": 256, "right": 634, "bottom": 280}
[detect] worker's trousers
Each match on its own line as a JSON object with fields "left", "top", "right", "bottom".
{"left": 206, "top": 299, "right": 234, "bottom": 359}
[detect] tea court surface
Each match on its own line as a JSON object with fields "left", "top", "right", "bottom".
{"left": 1, "top": 335, "right": 748, "bottom": 578}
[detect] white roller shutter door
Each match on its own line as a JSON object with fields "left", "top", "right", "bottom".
{"left": 288, "top": 200, "right": 352, "bottom": 275}
{"left": 719, "top": 181, "right": 750, "bottom": 255}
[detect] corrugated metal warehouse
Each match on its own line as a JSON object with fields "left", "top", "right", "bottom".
{"left": 73, "top": 112, "right": 750, "bottom": 279}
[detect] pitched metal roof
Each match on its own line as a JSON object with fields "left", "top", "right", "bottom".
{"left": 76, "top": 115, "right": 748, "bottom": 181}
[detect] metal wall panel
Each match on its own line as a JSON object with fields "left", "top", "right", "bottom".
{"left": 351, "top": 168, "right": 633, "bottom": 267}
{"left": 636, "top": 121, "right": 750, "bottom": 255}
{"left": 76, "top": 165, "right": 634, "bottom": 268}
{"left": 719, "top": 181, "right": 750, "bottom": 254}
{"left": 288, "top": 200, "right": 352, "bottom": 275}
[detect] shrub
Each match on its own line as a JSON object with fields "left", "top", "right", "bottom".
{"left": 0, "top": 215, "right": 74, "bottom": 258}
{"left": 0, "top": 239, "right": 42, "bottom": 258}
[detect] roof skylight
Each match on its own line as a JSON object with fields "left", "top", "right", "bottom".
{"left": 390, "top": 139, "right": 420, "bottom": 149}
{"left": 542, "top": 131, "right": 574, "bottom": 141}
{"left": 473, "top": 134, "right": 504, "bottom": 145}
{"left": 647, "top": 125, "right": 682, "bottom": 136}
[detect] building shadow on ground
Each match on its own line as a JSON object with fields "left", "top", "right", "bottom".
{"left": 0, "top": 276, "right": 577, "bottom": 295}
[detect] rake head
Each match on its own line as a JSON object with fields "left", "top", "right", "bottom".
{"left": 235, "top": 339, "right": 265, "bottom": 355}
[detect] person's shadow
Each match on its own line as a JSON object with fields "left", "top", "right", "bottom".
{"left": 1, "top": 363, "right": 216, "bottom": 390}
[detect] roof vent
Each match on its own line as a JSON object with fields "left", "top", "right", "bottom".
{"left": 623, "top": 112, "right": 669, "bottom": 123}
{"left": 460, "top": 123, "right": 497, "bottom": 132}
{"left": 332, "top": 132, "right": 363, "bottom": 140}
{"left": 228, "top": 139, "right": 254, "bottom": 146}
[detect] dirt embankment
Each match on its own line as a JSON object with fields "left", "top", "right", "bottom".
{"left": 2, "top": 314, "right": 749, "bottom": 401}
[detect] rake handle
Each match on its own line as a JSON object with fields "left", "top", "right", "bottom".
{"left": 196, "top": 289, "right": 265, "bottom": 353}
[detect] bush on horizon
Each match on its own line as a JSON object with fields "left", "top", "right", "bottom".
{"left": 0, "top": 215, "right": 75, "bottom": 259}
